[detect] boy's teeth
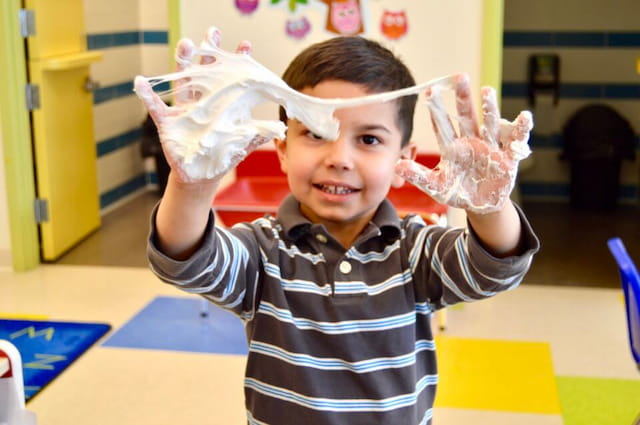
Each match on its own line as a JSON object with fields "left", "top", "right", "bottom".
{"left": 320, "top": 184, "right": 354, "bottom": 194}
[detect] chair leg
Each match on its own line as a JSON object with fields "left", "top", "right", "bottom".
{"left": 437, "top": 309, "right": 447, "bottom": 331}
{"left": 199, "top": 298, "right": 210, "bottom": 318}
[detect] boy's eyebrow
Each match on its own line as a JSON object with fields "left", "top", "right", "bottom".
{"left": 354, "top": 124, "right": 392, "bottom": 134}
{"left": 290, "top": 119, "right": 391, "bottom": 134}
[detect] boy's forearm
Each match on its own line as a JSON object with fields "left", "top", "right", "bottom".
{"left": 155, "top": 171, "right": 220, "bottom": 260}
{"left": 466, "top": 200, "right": 523, "bottom": 258}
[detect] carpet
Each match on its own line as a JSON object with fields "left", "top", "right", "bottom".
{"left": 102, "top": 296, "right": 248, "bottom": 355}
{"left": 0, "top": 319, "right": 111, "bottom": 401}
{"left": 434, "top": 336, "right": 561, "bottom": 414}
{"left": 556, "top": 375, "right": 640, "bottom": 425}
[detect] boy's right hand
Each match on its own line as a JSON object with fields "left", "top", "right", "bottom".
{"left": 134, "top": 28, "right": 269, "bottom": 184}
{"left": 396, "top": 74, "right": 532, "bottom": 215}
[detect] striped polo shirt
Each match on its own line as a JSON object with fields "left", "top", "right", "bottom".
{"left": 148, "top": 195, "right": 539, "bottom": 425}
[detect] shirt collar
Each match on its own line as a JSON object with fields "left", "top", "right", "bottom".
{"left": 277, "top": 194, "right": 402, "bottom": 242}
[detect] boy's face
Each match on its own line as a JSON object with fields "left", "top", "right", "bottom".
{"left": 275, "top": 80, "right": 415, "bottom": 235}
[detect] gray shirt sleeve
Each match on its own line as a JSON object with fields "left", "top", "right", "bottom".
{"left": 407, "top": 204, "right": 540, "bottom": 310}
{"left": 146, "top": 205, "right": 262, "bottom": 319}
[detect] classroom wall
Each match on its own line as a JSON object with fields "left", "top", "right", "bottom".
{"left": 0, "top": 117, "right": 12, "bottom": 267}
{"left": 84, "top": 0, "right": 170, "bottom": 213}
{"left": 179, "top": 0, "right": 485, "bottom": 153}
{"left": 502, "top": 0, "right": 640, "bottom": 203}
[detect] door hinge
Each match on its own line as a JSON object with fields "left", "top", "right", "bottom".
{"left": 34, "top": 198, "right": 49, "bottom": 223}
{"left": 25, "top": 84, "right": 40, "bottom": 111}
{"left": 19, "top": 9, "right": 36, "bottom": 38}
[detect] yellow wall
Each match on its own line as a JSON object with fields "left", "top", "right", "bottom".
{"left": 0, "top": 116, "right": 12, "bottom": 267}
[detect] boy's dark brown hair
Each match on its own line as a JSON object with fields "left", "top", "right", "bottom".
{"left": 279, "top": 36, "right": 417, "bottom": 147}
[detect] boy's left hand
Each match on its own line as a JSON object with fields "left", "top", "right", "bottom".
{"left": 396, "top": 74, "right": 533, "bottom": 214}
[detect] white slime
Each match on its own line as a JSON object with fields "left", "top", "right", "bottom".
{"left": 134, "top": 43, "right": 455, "bottom": 180}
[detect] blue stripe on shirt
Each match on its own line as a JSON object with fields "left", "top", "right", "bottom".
{"left": 249, "top": 339, "right": 435, "bottom": 373}
{"left": 257, "top": 301, "right": 416, "bottom": 334}
{"left": 244, "top": 373, "right": 437, "bottom": 412}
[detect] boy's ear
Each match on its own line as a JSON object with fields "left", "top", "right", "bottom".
{"left": 391, "top": 142, "right": 417, "bottom": 188}
{"left": 274, "top": 138, "right": 288, "bottom": 174}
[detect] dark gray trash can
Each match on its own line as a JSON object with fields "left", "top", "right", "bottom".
{"left": 561, "top": 104, "right": 636, "bottom": 211}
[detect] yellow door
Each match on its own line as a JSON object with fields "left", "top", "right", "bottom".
{"left": 24, "top": 0, "right": 103, "bottom": 260}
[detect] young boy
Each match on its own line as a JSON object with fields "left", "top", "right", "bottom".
{"left": 137, "top": 29, "right": 539, "bottom": 425}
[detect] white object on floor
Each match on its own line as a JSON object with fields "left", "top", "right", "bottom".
{"left": 0, "top": 340, "right": 37, "bottom": 425}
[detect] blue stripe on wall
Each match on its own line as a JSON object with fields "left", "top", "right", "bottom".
{"left": 504, "top": 32, "right": 553, "bottom": 47}
{"left": 504, "top": 31, "right": 640, "bottom": 48}
{"left": 502, "top": 82, "right": 640, "bottom": 100}
{"left": 100, "top": 174, "right": 147, "bottom": 209}
{"left": 520, "top": 182, "right": 570, "bottom": 198}
{"left": 147, "top": 171, "right": 158, "bottom": 185}
{"left": 97, "top": 128, "right": 142, "bottom": 157}
{"left": 502, "top": 82, "right": 528, "bottom": 97}
{"left": 94, "top": 81, "right": 134, "bottom": 104}
{"left": 528, "top": 133, "right": 639, "bottom": 150}
{"left": 559, "top": 84, "right": 604, "bottom": 98}
{"left": 93, "top": 81, "right": 169, "bottom": 104}
{"left": 87, "top": 32, "right": 140, "bottom": 49}
{"left": 608, "top": 32, "right": 640, "bottom": 47}
{"left": 621, "top": 184, "right": 638, "bottom": 200}
{"left": 529, "top": 133, "right": 564, "bottom": 149}
{"left": 520, "top": 182, "right": 638, "bottom": 201}
{"left": 87, "top": 31, "right": 168, "bottom": 49}
{"left": 604, "top": 84, "right": 640, "bottom": 99}
{"left": 142, "top": 31, "right": 168, "bottom": 44}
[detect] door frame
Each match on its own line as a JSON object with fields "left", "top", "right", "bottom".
{"left": 168, "top": 0, "right": 181, "bottom": 70}
{"left": 481, "top": 0, "right": 505, "bottom": 101}
{"left": 0, "top": 0, "right": 39, "bottom": 271}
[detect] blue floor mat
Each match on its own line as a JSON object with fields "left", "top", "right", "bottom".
{"left": 102, "top": 296, "right": 248, "bottom": 355}
{"left": 0, "top": 319, "right": 111, "bottom": 401}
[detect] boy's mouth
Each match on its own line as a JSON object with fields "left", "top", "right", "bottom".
{"left": 313, "top": 184, "right": 358, "bottom": 195}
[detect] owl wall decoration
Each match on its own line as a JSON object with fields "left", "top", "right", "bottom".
{"left": 380, "top": 9, "right": 408, "bottom": 40}
{"left": 320, "top": 0, "right": 364, "bottom": 35}
{"left": 285, "top": 16, "right": 312, "bottom": 39}
{"left": 235, "top": 0, "right": 259, "bottom": 15}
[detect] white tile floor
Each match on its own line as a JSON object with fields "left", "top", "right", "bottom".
{"left": 1, "top": 264, "right": 638, "bottom": 424}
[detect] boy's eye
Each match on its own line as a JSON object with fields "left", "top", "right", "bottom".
{"left": 361, "top": 135, "right": 381, "bottom": 145}
{"left": 306, "top": 131, "right": 324, "bottom": 140}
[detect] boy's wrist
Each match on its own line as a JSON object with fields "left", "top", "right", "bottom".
{"left": 167, "top": 171, "right": 221, "bottom": 200}
{"left": 466, "top": 200, "right": 523, "bottom": 258}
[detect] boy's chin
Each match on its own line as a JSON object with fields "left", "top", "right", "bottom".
{"left": 299, "top": 202, "right": 380, "bottom": 225}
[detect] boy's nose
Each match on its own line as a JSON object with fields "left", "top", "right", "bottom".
{"left": 324, "top": 137, "right": 354, "bottom": 170}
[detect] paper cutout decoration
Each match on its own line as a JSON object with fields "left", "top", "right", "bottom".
{"left": 320, "top": 0, "right": 364, "bottom": 35}
{"left": 285, "top": 16, "right": 312, "bottom": 39}
{"left": 270, "top": 0, "right": 309, "bottom": 13}
{"left": 380, "top": 9, "right": 408, "bottom": 40}
{"left": 235, "top": 0, "right": 260, "bottom": 14}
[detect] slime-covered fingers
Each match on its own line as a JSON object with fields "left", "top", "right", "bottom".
{"left": 480, "top": 87, "right": 500, "bottom": 147}
{"left": 425, "top": 83, "right": 457, "bottom": 147}
{"left": 503, "top": 111, "right": 534, "bottom": 161}
{"left": 397, "top": 80, "right": 533, "bottom": 214}
{"left": 453, "top": 74, "right": 480, "bottom": 138}
{"left": 235, "top": 40, "right": 252, "bottom": 55}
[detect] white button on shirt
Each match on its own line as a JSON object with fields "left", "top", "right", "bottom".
{"left": 339, "top": 260, "right": 352, "bottom": 274}
{"left": 315, "top": 234, "right": 328, "bottom": 243}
